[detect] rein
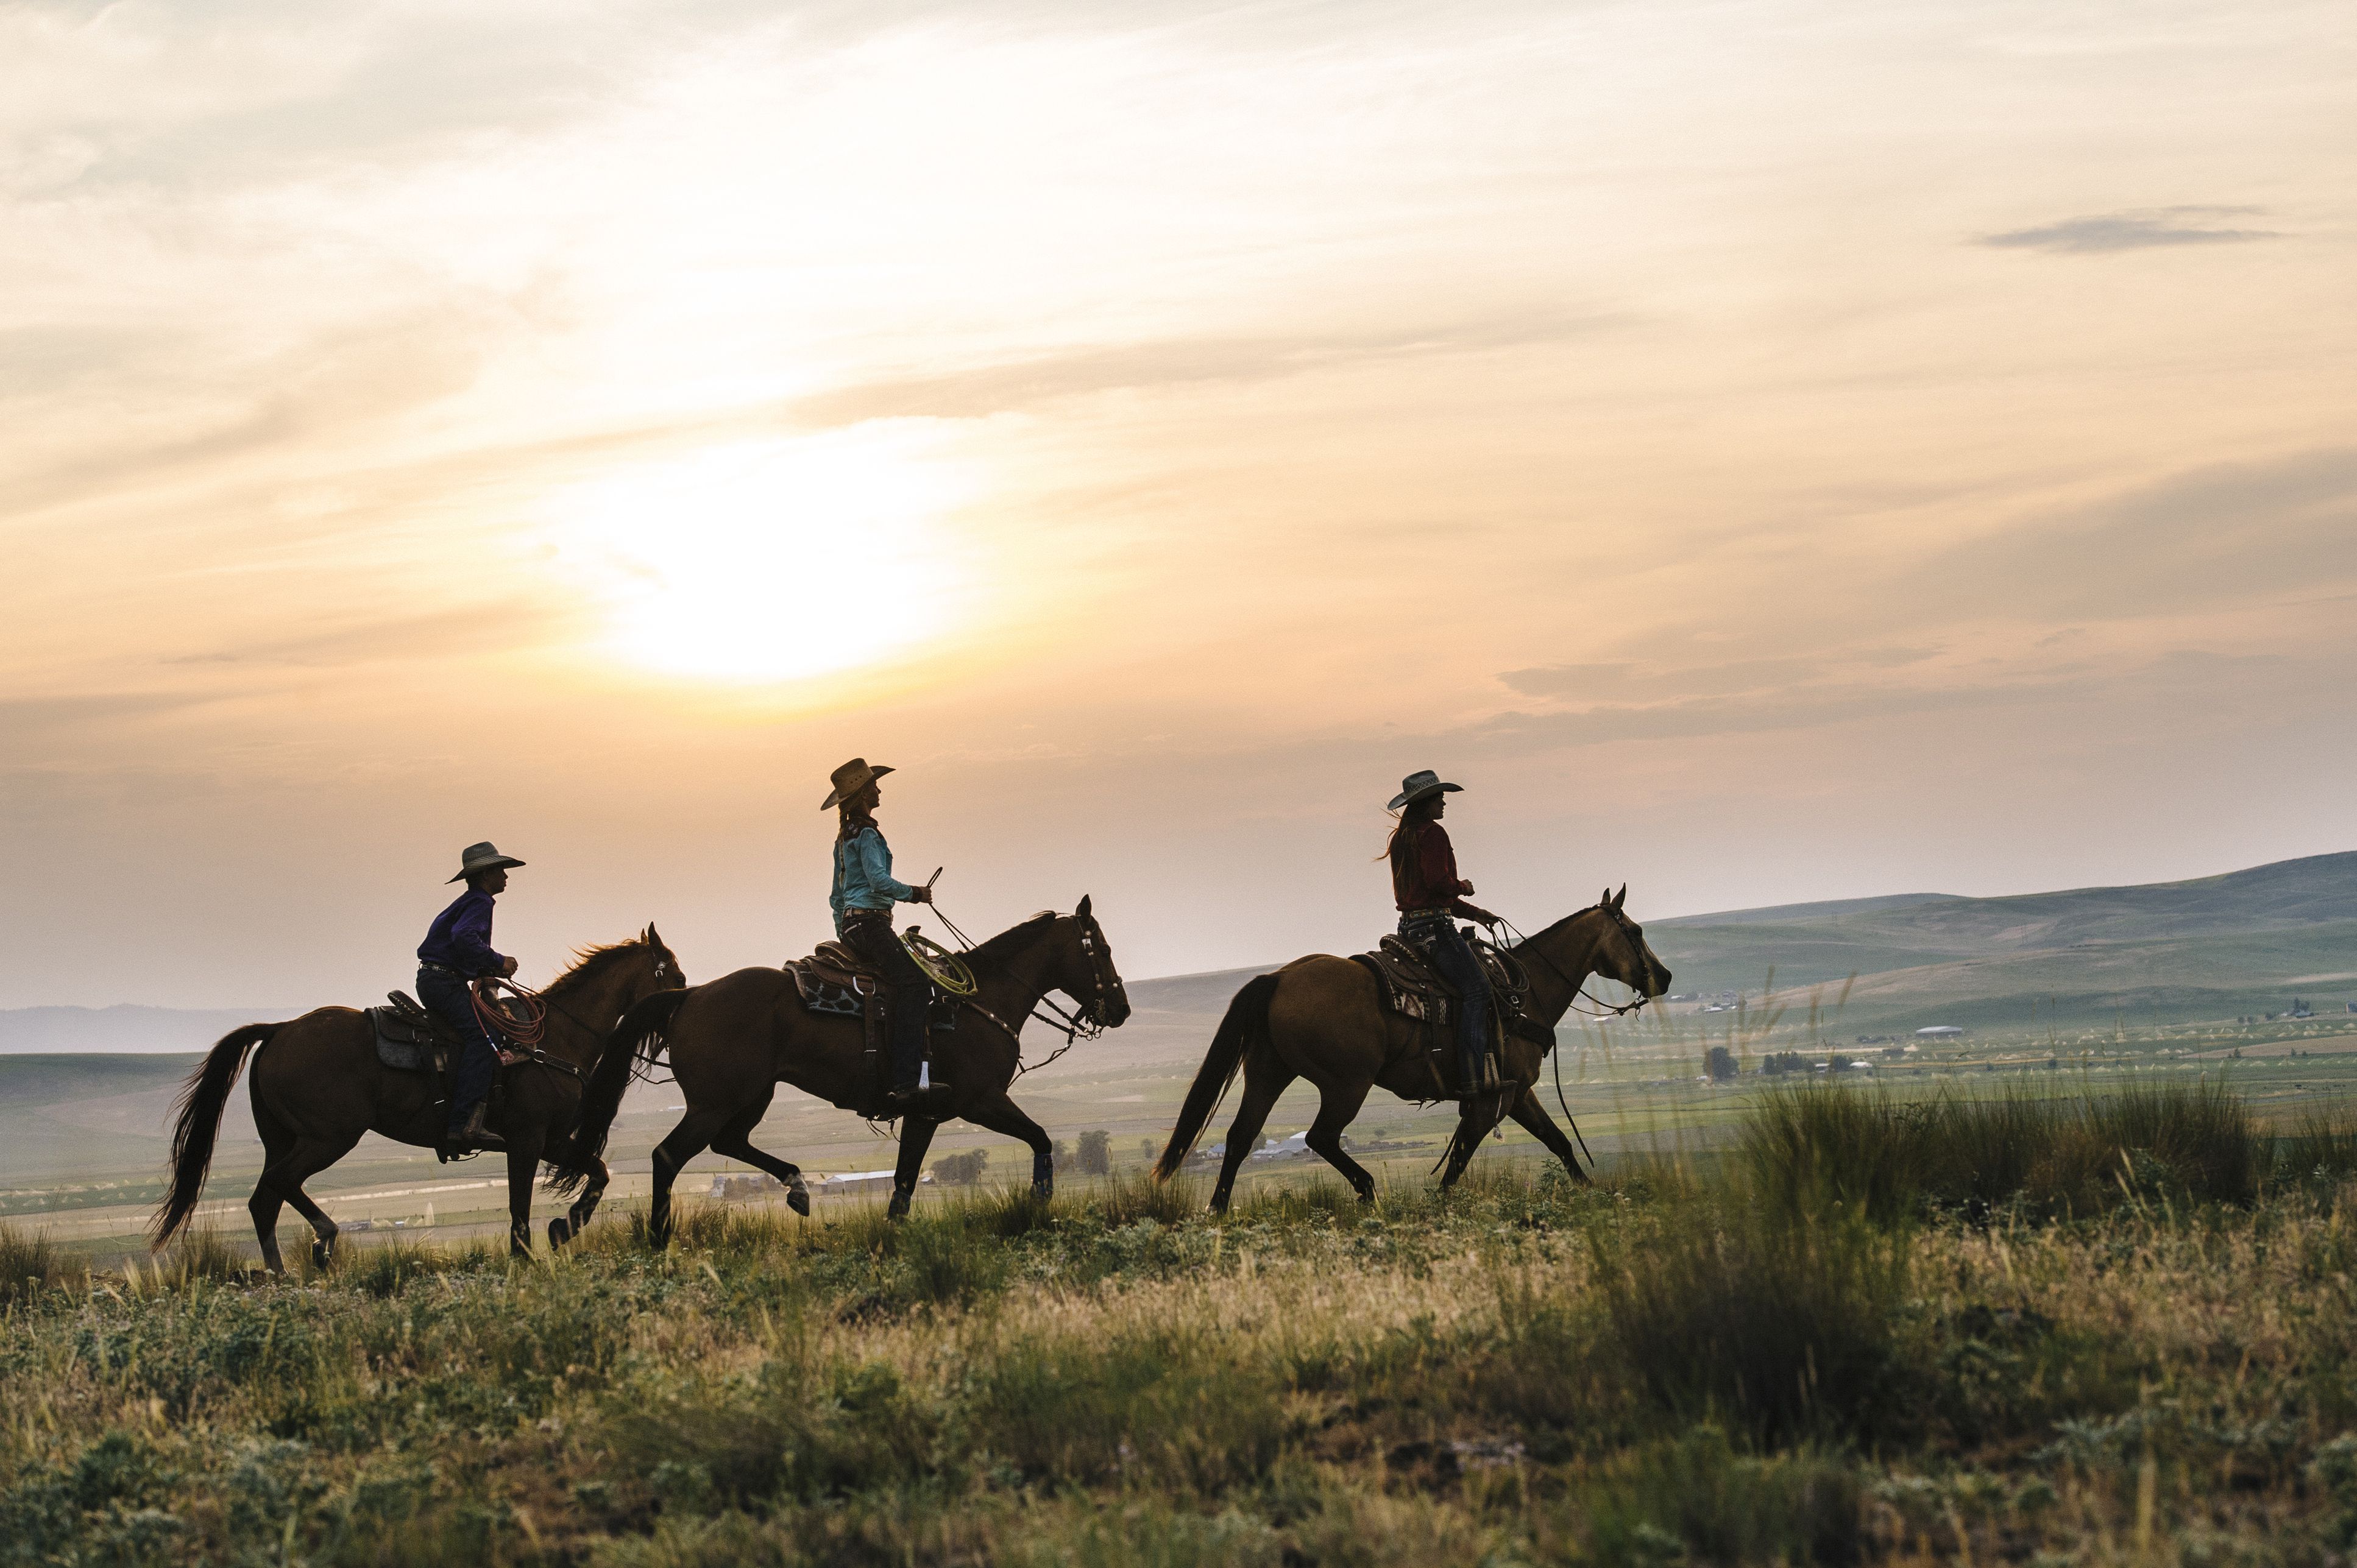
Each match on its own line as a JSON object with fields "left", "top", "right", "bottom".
{"left": 1497, "top": 908, "right": 1656, "bottom": 1171}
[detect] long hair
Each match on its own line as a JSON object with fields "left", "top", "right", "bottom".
{"left": 1381, "top": 795, "right": 1440, "bottom": 883}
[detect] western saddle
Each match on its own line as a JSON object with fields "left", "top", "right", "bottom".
{"left": 1350, "top": 928, "right": 1553, "bottom": 1100}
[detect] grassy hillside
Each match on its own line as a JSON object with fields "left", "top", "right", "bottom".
{"left": 9, "top": 1081, "right": 2357, "bottom": 1565}
{"left": 1649, "top": 850, "right": 2357, "bottom": 1031}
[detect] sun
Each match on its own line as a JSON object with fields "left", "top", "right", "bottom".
{"left": 550, "top": 431, "right": 968, "bottom": 684}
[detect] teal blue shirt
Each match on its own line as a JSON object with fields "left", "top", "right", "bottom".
{"left": 830, "top": 825, "right": 916, "bottom": 934}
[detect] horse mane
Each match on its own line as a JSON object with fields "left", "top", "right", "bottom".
{"left": 965, "top": 911, "right": 1058, "bottom": 967}
{"left": 1508, "top": 908, "right": 1600, "bottom": 953}
{"left": 542, "top": 934, "right": 654, "bottom": 1000}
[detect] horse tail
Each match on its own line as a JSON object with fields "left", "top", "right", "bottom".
{"left": 550, "top": 987, "right": 691, "bottom": 1194}
{"left": 1155, "top": 972, "right": 1280, "bottom": 1182}
{"left": 151, "top": 1022, "right": 278, "bottom": 1249}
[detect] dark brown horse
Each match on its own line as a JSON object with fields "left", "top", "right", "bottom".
{"left": 152, "top": 928, "right": 684, "bottom": 1271}
{"left": 556, "top": 900, "right": 1130, "bottom": 1235}
{"left": 1154, "top": 889, "right": 1671, "bottom": 1210}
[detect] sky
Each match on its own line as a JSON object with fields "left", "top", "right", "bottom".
{"left": 2, "top": 0, "right": 2353, "bottom": 1009}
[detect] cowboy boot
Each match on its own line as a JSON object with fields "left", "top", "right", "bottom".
{"left": 444, "top": 1101, "right": 506, "bottom": 1157}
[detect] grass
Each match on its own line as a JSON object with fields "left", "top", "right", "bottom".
{"left": 9, "top": 1087, "right": 2357, "bottom": 1563}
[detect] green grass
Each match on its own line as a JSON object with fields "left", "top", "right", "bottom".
{"left": 12, "top": 1087, "right": 2357, "bottom": 1563}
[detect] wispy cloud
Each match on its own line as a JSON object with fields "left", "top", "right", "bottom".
{"left": 1979, "top": 207, "right": 2276, "bottom": 253}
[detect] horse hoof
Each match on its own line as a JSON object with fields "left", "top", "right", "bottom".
{"left": 1032, "top": 1181, "right": 1052, "bottom": 1202}
{"left": 548, "top": 1217, "right": 572, "bottom": 1248}
{"left": 787, "top": 1182, "right": 810, "bottom": 1218}
{"left": 311, "top": 1237, "right": 336, "bottom": 1270}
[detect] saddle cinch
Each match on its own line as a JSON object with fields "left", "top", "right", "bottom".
{"left": 1350, "top": 929, "right": 1554, "bottom": 1096}
{"left": 783, "top": 941, "right": 959, "bottom": 1106}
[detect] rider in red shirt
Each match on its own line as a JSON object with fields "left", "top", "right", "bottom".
{"left": 1386, "top": 770, "right": 1502, "bottom": 1107}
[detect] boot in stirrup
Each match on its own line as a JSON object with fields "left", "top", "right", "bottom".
{"left": 442, "top": 1102, "right": 506, "bottom": 1159}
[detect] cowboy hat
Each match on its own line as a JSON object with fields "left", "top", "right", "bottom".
{"left": 447, "top": 842, "right": 526, "bottom": 883}
{"left": 821, "top": 757, "right": 896, "bottom": 811}
{"left": 1387, "top": 769, "right": 1464, "bottom": 811}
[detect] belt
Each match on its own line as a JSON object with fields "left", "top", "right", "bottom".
{"left": 1399, "top": 908, "right": 1455, "bottom": 923}
{"left": 840, "top": 908, "right": 890, "bottom": 923}
{"left": 419, "top": 961, "right": 473, "bottom": 977}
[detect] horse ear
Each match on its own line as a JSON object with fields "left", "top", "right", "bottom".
{"left": 1612, "top": 885, "right": 1627, "bottom": 910}
{"left": 1076, "top": 894, "right": 1093, "bottom": 920}
{"left": 645, "top": 922, "right": 661, "bottom": 945}
{"left": 1600, "top": 887, "right": 1611, "bottom": 909}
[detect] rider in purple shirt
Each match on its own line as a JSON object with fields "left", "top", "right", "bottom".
{"left": 419, "top": 842, "right": 524, "bottom": 1157}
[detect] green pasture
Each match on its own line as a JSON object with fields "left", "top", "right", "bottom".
{"left": 13, "top": 1078, "right": 2357, "bottom": 1564}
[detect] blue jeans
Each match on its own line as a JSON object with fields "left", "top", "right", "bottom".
{"left": 419, "top": 967, "right": 500, "bottom": 1137}
{"left": 1404, "top": 916, "right": 1492, "bottom": 1093}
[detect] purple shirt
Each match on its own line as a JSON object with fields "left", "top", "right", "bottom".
{"left": 417, "top": 889, "right": 507, "bottom": 978}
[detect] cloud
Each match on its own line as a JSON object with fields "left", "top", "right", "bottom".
{"left": 1908, "top": 448, "right": 2357, "bottom": 620}
{"left": 158, "top": 600, "right": 578, "bottom": 669}
{"left": 795, "top": 311, "right": 1618, "bottom": 425}
{"left": 1979, "top": 207, "right": 2276, "bottom": 253}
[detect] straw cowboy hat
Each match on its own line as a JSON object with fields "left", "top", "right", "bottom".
{"left": 447, "top": 842, "right": 526, "bottom": 883}
{"left": 1388, "top": 769, "right": 1464, "bottom": 811}
{"left": 821, "top": 757, "right": 896, "bottom": 811}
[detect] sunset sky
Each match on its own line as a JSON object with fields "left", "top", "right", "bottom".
{"left": 4, "top": 0, "right": 2352, "bottom": 1009}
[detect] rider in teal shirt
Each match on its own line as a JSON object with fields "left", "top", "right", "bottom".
{"left": 831, "top": 821, "right": 919, "bottom": 935}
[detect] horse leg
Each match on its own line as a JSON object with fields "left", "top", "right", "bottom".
{"left": 1437, "top": 1104, "right": 1491, "bottom": 1190}
{"left": 1508, "top": 1092, "right": 1592, "bottom": 1185}
{"left": 266, "top": 1134, "right": 361, "bottom": 1271}
{"left": 1306, "top": 1079, "right": 1377, "bottom": 1203}
{"left": 647, "top": 1107, "right": 728, "bottom": 1248}
{"left": 505, "top": 1135, "right": 545, "bottom": 1259}
{"left": 247, "top": 1114, "right": 296, "bottom": 1276}
{"left": 551, "top": 1157, "right": 609, "bottom": 1248}
{"left": 888, "top": 1117, "right": 941, "bottom": 1220}
{"left": 1210, "top": 1050, "right": 1294, "bottom": 1214}
{"left": 960, "top": 1091, "right": 1055, "bottom": 1201}
{"left": 709, "top": 1091, "right": 812, "bottom": 1217}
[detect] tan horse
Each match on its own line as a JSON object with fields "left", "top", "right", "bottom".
{"left": 1154, "top": 889, "right": 1670, "bottom": 1210}
{"left": 555, "top": 900, "right": 1130, "bottom": 1236}
{"left": 152, "top": 929, "right": 684, "bottom": 1271}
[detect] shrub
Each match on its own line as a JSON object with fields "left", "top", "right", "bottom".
{"left": 1589, "top": 1194, "right": 1915, "bottom": 1446}
{"left": 1077, "top": 1129, "right": 1113, "bottom": 1176}
{"left": 0, "top": 1220, "right": 72, "bottom": 1302}
{"left": 932, "top": 1148, "right": 988, "bottom": 1185}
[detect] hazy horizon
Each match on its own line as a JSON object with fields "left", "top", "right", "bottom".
{"left": 5, "top": 0, "right": 2353, "bottom": 1009}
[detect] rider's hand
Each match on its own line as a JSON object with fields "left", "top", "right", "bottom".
{"left": 1458, "top": 879, "right": 1477, "bottom": 895}
{"left": 1469, "top": 906, "right": 1501, "bottom": 927}
{"left": 501, "top": 956, "right": 519, "bottom": 977}
{"left": 909, "top": 886, "right": 932, "bottom": 904}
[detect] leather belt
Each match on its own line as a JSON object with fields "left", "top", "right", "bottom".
{"left": 1399, "top": 908, "right": 1455, "bottom": 923}
{"left": 419, "top": 961, "right": 469, "bottom": 976}
{"left": 840, "top": 908, "right": 890, "bottom": 923}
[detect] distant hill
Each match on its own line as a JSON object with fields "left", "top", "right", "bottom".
{"left": 0, "top": 1005, "right": 287, "bottom": 1056}
{"left": 1649, "top": 851, "right": 2357, "bottom": 1032}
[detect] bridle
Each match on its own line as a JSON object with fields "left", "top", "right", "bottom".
{"left": 929, "top": 903, "right": 1124, "bottom": 1076}
{"left": 1499, "top": 905, "right": 1657, "bottom": 1023}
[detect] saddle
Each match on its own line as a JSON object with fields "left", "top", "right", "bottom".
{"left": 367, "top": 989, "right": 539, "bottom": 1072}
{"left": 1350, "top": 928, "right": 1553, "bottom": 1098}
{"left": 369, "top": 992, "right": 453, "bottom": 1073}
{"left": 783, "top": 941, "right": 959, "bottom": 1115}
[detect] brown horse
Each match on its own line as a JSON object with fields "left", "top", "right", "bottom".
{"left": 152, "top": 928, "right": 684, "bottom": 1271}
{"left": 1154, "top": 888, "right": 1671, "bottom": 1210}
{"left": 556, "top": 899, "right": 1130, "bottom": 1235}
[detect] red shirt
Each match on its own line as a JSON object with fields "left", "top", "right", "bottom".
{"left": 1392, "top": 820, "right": 1478, "bottom": 916}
